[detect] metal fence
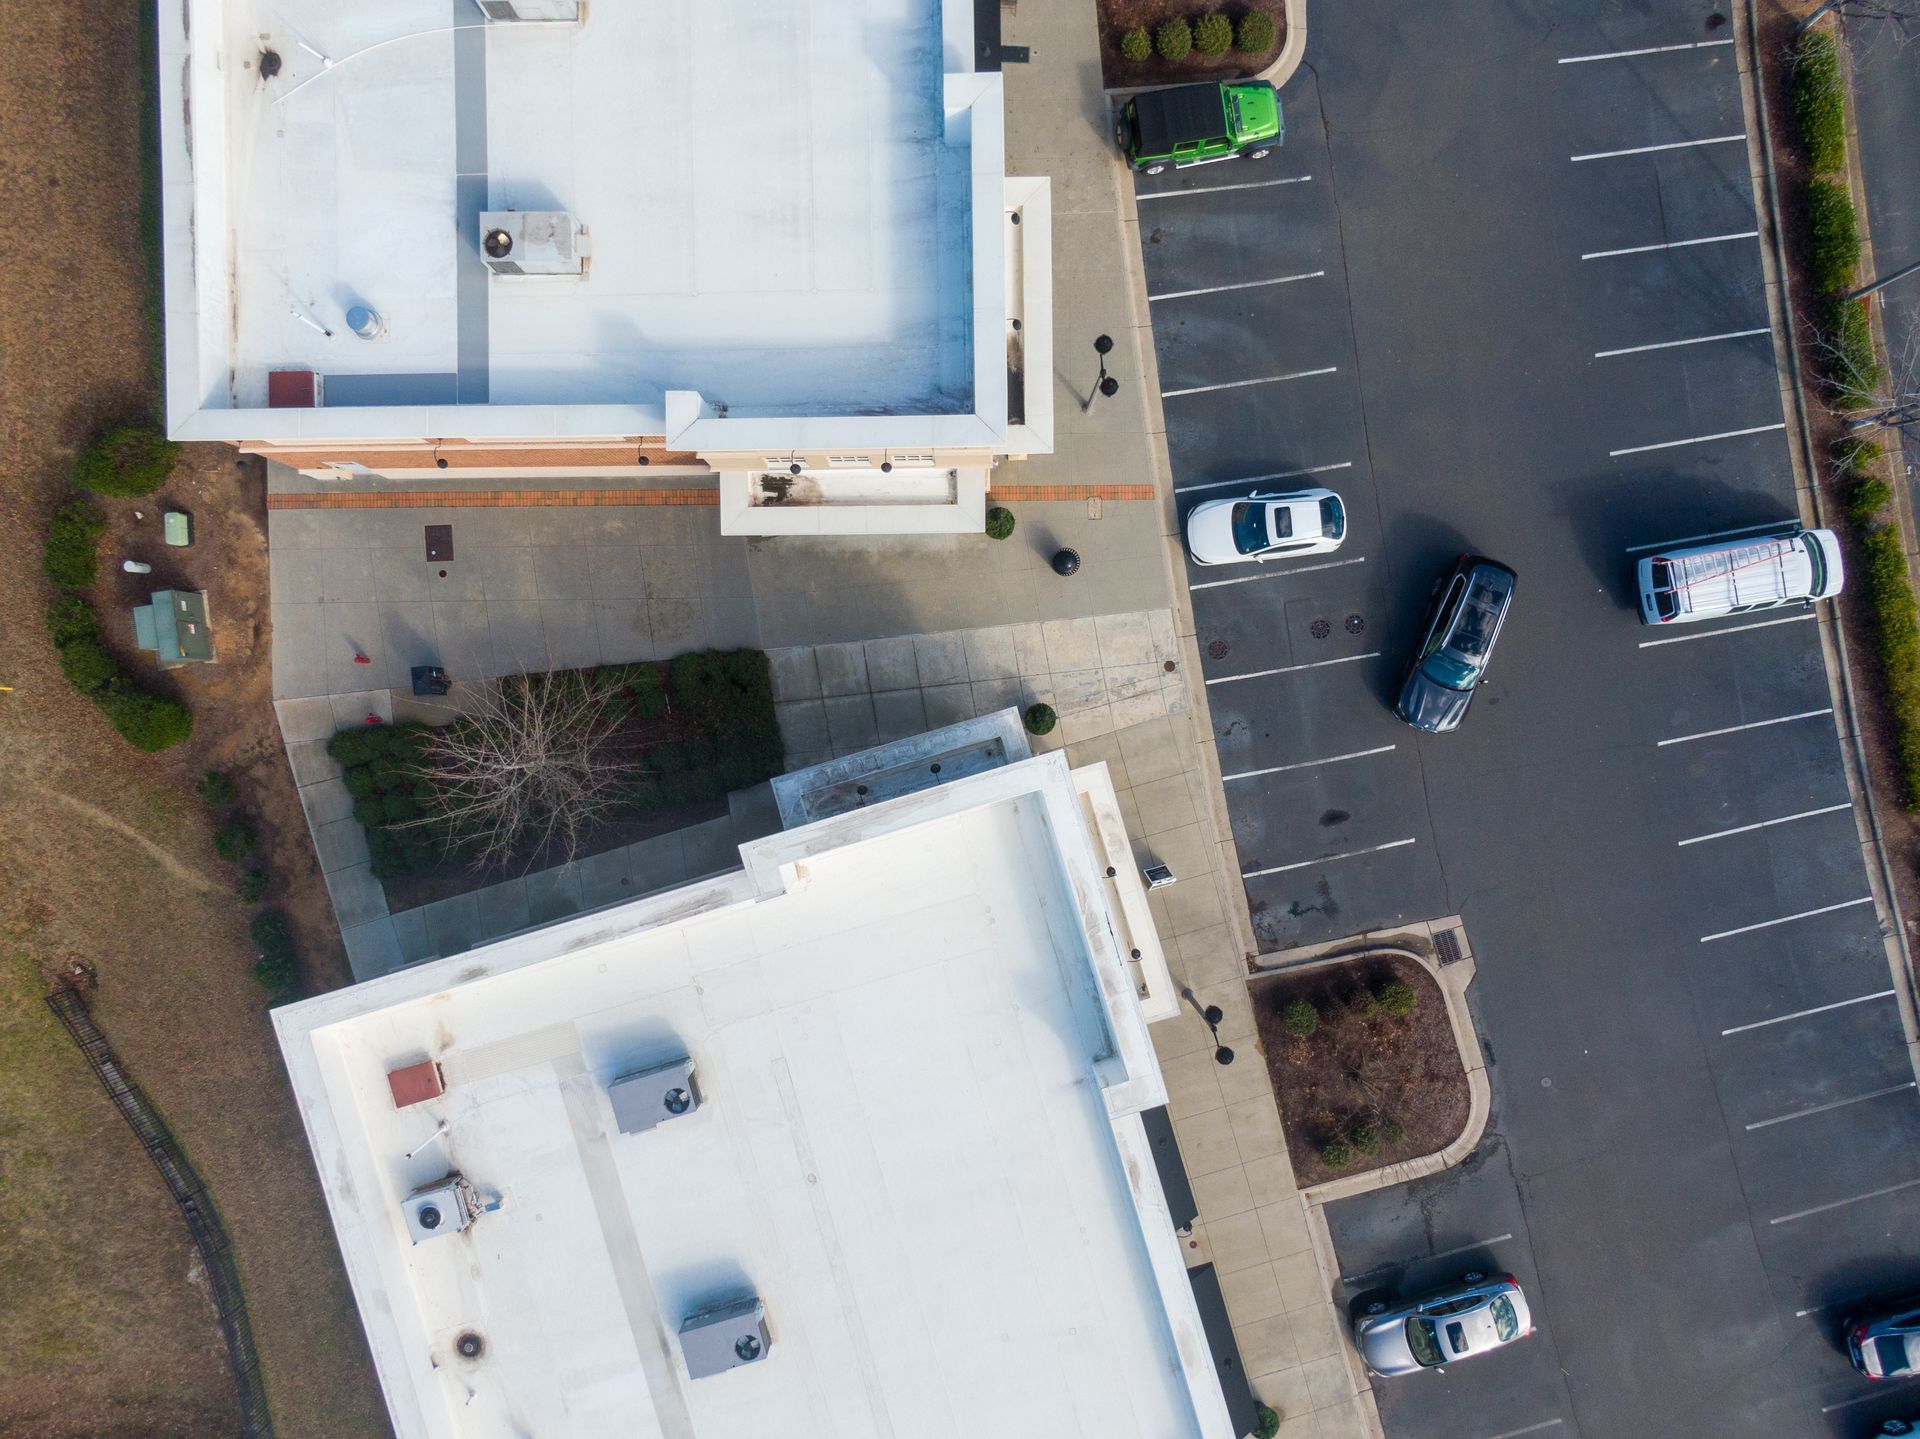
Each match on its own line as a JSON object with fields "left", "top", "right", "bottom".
{"left": 45, "top": 985, "right": 276, "bottom": 1439}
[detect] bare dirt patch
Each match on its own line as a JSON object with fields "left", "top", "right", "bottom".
{"left": 1251, "top": 954, "right": 1468, "bottom": 1189}
{"left": 0, "top": 4, "right": 383, "bottom": 1436}
{"left": 1098, "top": 1, "right": 1287, "bottom": 88}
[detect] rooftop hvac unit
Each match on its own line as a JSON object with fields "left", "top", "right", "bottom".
{"left": 479, "top": 211, "right": 590, "bottom": 277}
{"left": 402, "top": 1175, "right": 476, "bottom": 1244}
{"left": 679, "top": 1296, "right": 772, "bottom": 1379}
{"left": 469, "top": 0, "right": 582, "bottom": 21}
{"left": 608, "top": 1056, "right": 699, "bottom": 1135}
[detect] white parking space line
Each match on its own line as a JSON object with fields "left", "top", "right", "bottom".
{"left": 1559, "top": 38, "right": 1735, "bottom": 63}
{"left": 1225, "top": 745, "right": 1396, "bottom": 783}
{"left": 1190, "top": 554, "right": 1367, "bottom": 591}
{"left": 1243, "top": 838, "right": 1416, "bottom": 879}
{"left": 1206, "top": 651, "right": 1379, "bottom": 686}
{"left": 1175, "top": 461, "right": 1352, "bottom": 496}
{"left": 1163, "top": 366, "right": 1338, "bottom": 399}
{"left": 1572, "top": 133, "right": 1746, "bottom": 162}
{"left": 1637, "top": 612, "right": 1813, "bottom": 648}
{"left": 1779, "top": 1175, "right": 1920, "bottom": 1227}
{"left": 1136, "top": 174, "right": 1313, "bottom": 200}
{"left": 1659, "top": 707, "right": 1834, "bottom": 746}
{"left": 1626, "top": 519, "right": 1792, "bottom": 553}
{"left": 1824, "top": 1384, "right": 1920, "bottom": 1413}
{"left": 1745, "top": 1081, "right": 1916, "bottom": 1132}
{"left": 1583, "top": 230, "right": 1759, "bottom": 260}
{"left": 1150, "top": 270, "right": 1325, "bottom": 303}
{"left": 1676, "top": 802, "right": 1852, "bottom": 847}
{"left": 1481, "top": 1422, "right": 1564, "bottom": 1439}
{"left": 1700, "top": 896, "right": 1874, "bottom": 943}
{"left": 1341, "top": 1233, "right": 1514, "bottom": 1285}
{"left": 1610, "top": 421, "right": 1785, "bottom": 457}
{"left": 1594, "top": 326, "right": 1769, "bottom": 358}
{"left": 1722, "top": 989, "right": 1896, "bottom": 1036}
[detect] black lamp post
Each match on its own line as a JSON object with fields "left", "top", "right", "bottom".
{"left": 1180, "top": 987, "right": 1234, "bottom": 1065}
{"left": 1083, "top": 334, "right": 1121, "bottom": 412}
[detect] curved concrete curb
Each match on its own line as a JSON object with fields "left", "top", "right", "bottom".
{"left": 1266, "top": 942, "right": 1491, "bottom": 1206}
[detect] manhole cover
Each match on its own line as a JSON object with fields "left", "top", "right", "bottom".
{"left": 1310, "top": 618, "right": 1332, "bottom": 640}
{"left": 1345, "top": 614, "right": 1366, "bottom": 634}
{"left": 1208, "top": 639, "right": 1229, "bottom": 660}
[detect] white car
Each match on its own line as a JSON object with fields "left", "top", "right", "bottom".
{"left": 1353, "top": 1272, "right": 1533, "bottom": 1378}
{"left": 1185, "top": 487, "right": 1346, "bottom": 566}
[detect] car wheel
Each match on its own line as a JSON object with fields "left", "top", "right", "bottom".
{"left": 1365, "top": 1301, "right": 1387, "bottom": 1314}
{"left": 1461, "top": 1271, "right": 1485, "bottom": 1283}
{"left": 1246, "top": 146, "right": 1271, "bottom": 161}
{"left": 1883, "top": 1423, "right": 1913, "bottom": 1436}
{"left": 1145, "top": 163, "right": 1167, "bottom": 175}
{"left": 1348, "top": 1289, "right": 1394, "bottom": 1320}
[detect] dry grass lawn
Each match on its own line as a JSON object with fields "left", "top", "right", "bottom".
{"left": 0, "top": 4, "right": 386, "bottom": 1435}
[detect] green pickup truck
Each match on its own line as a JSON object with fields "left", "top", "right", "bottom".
{"left": 1116, "top": 81, "right": 1283, "bottom": 175}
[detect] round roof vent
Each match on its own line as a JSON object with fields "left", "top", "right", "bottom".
{"left": 456, "top": 1331, "right": 485, "bottom": 1359}
{"left": 483, "top": 229, "right": 514, "bottom": 259}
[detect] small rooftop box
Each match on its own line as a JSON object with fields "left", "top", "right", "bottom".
{"left": 608, "top": 1056, "right": 699, "bottom": 1134}
{"left": 679, "top": 1296, "right": 770, "bottom": 1379}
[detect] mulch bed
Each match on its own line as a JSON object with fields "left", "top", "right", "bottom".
{"left": 1097, "top": 0, "right": 1287, "bottom": 89}
{"left": 1251, "top": 953, "right": 1469, "bottom": 1188}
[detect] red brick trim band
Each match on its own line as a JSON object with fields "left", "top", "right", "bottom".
{"left": 266, "top": 489, "right": 719, "bottom": 509}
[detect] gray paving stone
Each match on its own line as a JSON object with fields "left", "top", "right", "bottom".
{"left": 434, "top": 601, "right": 493, "bottom": 677}
{"left": 327, "top": 862, "right": 390, "bottom": 930}
{"left": 422, "top": 893, "right": 484, "bottom": 957}
{"left": 275, "top": 696, "right": 337, "bottom": 744}
{"left": 314, "top": 816, "right": 371, "bottom": 873}
{"left": 596, "top": 599, "right": 655, "bottom": 666}
{"left": 319, "top": 547, "right": 376, "bottom": 604}
{"left": 323, "top": 602, "right": 386, "bottom": 693}
{"left": 474, "top": 547, "right": 538, "bottom": 602}
{"left": 1042, "top": 616, "right": 1102, "bottom": 672}
{"left": 372, "top": 550, "right": 435, "bottom": 602}
{"left": 706, "top": 596, "right": 761, "bottom": 650}
{"left": 823, "top": 694, "right": 879, "bottom": 752}
{"left": 472, "top": 877, "right": 532, "bottom": 940}
{"left": 777, "top": 699, "right": 831, "bottom": 754}
{"left": 768, "top": 646, "right": 822, "bottom": 702}
{"left": 1095, "top": 611, "right": 1157, "bottom": 669}
{"left": 577, "top": 847, "right": 635, "bottom": 910}
{"left": 873, "top": 688, "right": 928, "bottom": 742}
{"left": 914, "top": 631, "right": 970, "bottom": 686}
{"left": 343, "top": 918, "right": 404, "bottom": 982}
{"left": 645, "top": 596, "right": 706, "bottom": 654}
{"left": 863, "top": 635, "right": 920, "bottom": 691}
{"left": 681, "top": 817, "right": 740, "bottom": 880}
{"left": 922, "top": 683, "right": 975, "bottom": 728}
{"left": 641, "top": 544, "right": 704, "bottom": 601}
{"left": 627, "top": 831, "right": 688, "bottom": 892}
{"left": 380, "top": 602, "right": 440, "bottom": 680}
{"left": 533, "top": 546, "right": 593, "bottom": 599}
{"left": 271, "top": 603, "right": 330, "bottom": 700}
{"left": 525, "top": 863, "right": 585, "bottom": 925}
{"left": 422, "top": 562, "right": 485, "bottom": 603}
{"left": 815, "top": 641, "right": 869, "bottom": 696}
{"left": 589, "top": 546, "right": 647, "bottom": 601}
{"left": 329, "top": 690, "right": 392, "bottom": 728}
{"left": 1010, "top": 621, "right": 1049, "bottom": 675}
{"left": 487, "top": 600, "right": 548, "bottom": 676}
{"left": 542, "top": 599, "right": 602, "bottom": 669}
{"left": 963, "top": 625, "right": 1019, "bottom": 681}
{"left": 971, "top": 678, "right": 1023, "bottom": 717}
{"left": 298, "top": 777, "right": 354, "bottom": 827}
{"left": 391, "top": 907, "right": 436, "bottom": 965}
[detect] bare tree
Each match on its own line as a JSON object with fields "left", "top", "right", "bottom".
{"left": 1802, "top": 0, "right": 1920, "bottom": 37}
{"left": 401, "top": 671, "right": 632, "bottom": 871}
{"left": 1814, "top": 309, "right": 1920, "bottom": 439}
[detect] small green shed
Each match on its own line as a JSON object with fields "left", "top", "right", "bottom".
{"left": 132, "top": 589, "right": 216, "bottom": 668}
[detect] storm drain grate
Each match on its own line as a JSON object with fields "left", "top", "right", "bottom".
{"left": 1310, "top": 618, "right": 1331, "bottom": 640}
{"left": 1435, "top": 927, "right": 1465, "bottom": 966}
{"left": 1208, "top": 639, "right": 1229, "bottom": 660}
{"left": 1346, "top": 614, "right": 1366, "bottom": 635}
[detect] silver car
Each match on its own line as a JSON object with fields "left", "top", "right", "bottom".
{"left": 1184, "top": 487, "right": 1345, "bottom": 566}
{"left": 1352, "top": 1272, "right": 1533, "bottom": 1377}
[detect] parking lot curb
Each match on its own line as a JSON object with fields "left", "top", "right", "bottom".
{"left": 1735, "top": 0, "right": 1920, "bottom": 1073}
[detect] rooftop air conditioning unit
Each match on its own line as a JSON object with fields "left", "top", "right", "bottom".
{"left": 479, "top": 211, "right": 589, "bottom": 277}
{"left": 679, "top": 1296, "right": 772, "bottom": 1379}
{"left": 470, "top": 0, "right": 582, "bottom": 22}
{"left": 402, "top": 1175, "right": 476, "bottom": 1244}
{"left": 608, "top": 1056, "right": 699, "bottom": 1135}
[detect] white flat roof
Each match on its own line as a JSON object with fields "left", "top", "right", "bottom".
{"left": 273, "top": 755, "right": 1230, "bottom": 1439}
{"left": 160, "top": 0, "right": 1011, "bottom": 444}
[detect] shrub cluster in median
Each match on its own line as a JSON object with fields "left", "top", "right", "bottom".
{"left": 43, "top": 498, "right": 106, "bottom": 588}
{"left": 1120, "top": 8, "right": 1278, "bottom": 63}
{"left": 1792, "top": 31, "right": 1847, "bottom": 177}
{"left": 1860, "top": 522, "right": 1920, "bottom": 806}
{"left": 41, "top": 590, "right": 193, "bottom": 752}
{"left": 1807, "top": 178, "right": 1861, "bottom": 296}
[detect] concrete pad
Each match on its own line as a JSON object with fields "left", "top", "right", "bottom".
{"left": 313, "top": 816, "right": 372, "bottom": 874}
{"left": 272, "top": 603, "right": 330, "bottom": 699}
{"left": 815, "top": 641, "right": 870, "bottom": 697}
{"left": 298, "top": 778, "right": 355, "bottom": 828}
{"left": 433, "top": 601, "right": 493, "bottom": 678}
{"left": 1010, "top": 621, "right": 1049, "bottom": 674}
{"left": 971, "top": 678, "right": 1022, "bottom": 716}
{"left": 329, "top": 690, "right": 393, "bottom": 728}
{"left": 644, "top": 596, "right": 706, "bottom": 654}
{"left": 576, "top": 847, "right": 634, "bottom": 911}
{"left": 963, "top": 625, "right": 1019, "bottom": 681}
{"left": 1042, "top": 616, "right": 1102, "bottom": 673}
{"left": 1134, "top": 774, "right": 1199, "bottom": 836}
{"left": 319, "top": 547, "right": 376, "bottom": 605}
{"left": 1049, "top": 669, "right": 1109, "bottom": 714}
{"left": 872, "top": 688, "right": 929, "bottom": 743}
{"left": 627, "top": 831, "right": 688, "bottom": 890}
{"left": 287, "top": 739, "right": 343, "bottom": 788}
{"left": 391, "top": 906, "right": 435, "bottom": 966}
{"left": 1117, "top": 717, "right": 1187, "bottom": 786}
{"left": 922, "top": 683, "right": 975, "bottom": 728}
{"left": 641, "top": 544, "right": 705, "bottom": 601}
{"left": 681, "top": 817, "right": 741, "bottom": 880}
{"left": 823, "top": 694, "right": 879, "bottom": 753}
{"left": 862, "top": 635, "right": 919, "bottom": 692}
{"left": 705, "top": 596, "right": 761, "bottom": 650}
{"left": 524, "top": 863, "right": 585, "bottom": 926}
{"left": 487, "top": 600, "right": 549, "bottom": 676}
{"left": 588, "top": 547, "right": 646, "bottom": 601}
{"left": 913, "top": 631, "right": 970, "bottom": 686}
{"left": 422, "top": 893, "right": 484, "bottom": 958}
{"left": 275, "top": 695, "right": 339, "bottom": 744}
{"left": 1095, "top": 612, "right": 1157, "bottom": 670}
{"left": 342, "top": 918, "right": 404, "bottom": 982}
{"left": 471, "top": 548, "right": 537, "bottom": 602}
{"left": 472, "top": 877, "right": 532, "bottom": 941}
{"left": 541, "top": 599, "right": 602, "bottom": 669}
{"left": 533, "top": 546, "right": 593, "bottom": 600}
{"left": 372, "top": 551, "right": 435, "bottom": 603}
{"left": 1059, "top": 704, "right": 1115, "bottom": 745}
{"left": 327, "top": 863, "right": 390, "bottom": 931}
{"left": 776, "top": 699, "right": 831, "bottom": 755}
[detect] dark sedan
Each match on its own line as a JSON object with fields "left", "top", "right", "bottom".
{"left": 1848, "top": 1296, "right": 1920, "bottom": 1381}
{"left": 1394, "top": 556, "right": 1516, "bottom": 734}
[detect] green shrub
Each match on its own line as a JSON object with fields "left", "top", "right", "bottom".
{"left": 1319, "top": 1139, "right": 1352, "bottom": 1171}
{"left": 1236, "top": 10, "right": 1278, "bottom": 53}
{"left": 669, "top": 649, "right": 776, "bottom": 742}
{"left": 1849, "top": 475, "right": 1893, "bottom": 529}
{"left": 651, "top": 740, "right": 690, "bottom": 773}
{"left": 213, "top": 820, "right": 256, "bottom": 861}
{"left": 1377, "top": 981, "right": 1418, "bottom": 1017}
{"left": 985, "top": 506, "right": 1016, "bottom": 540}
{"left": 1861, "top": 523, "right": 1920, "bottom": 808}
{"left": 1156, "top": 17, "right": 1192, "bottom": 60}
{"left": 1120, "top": 26, "right": 1153, "bottom": 62}
{"left": 1807, "top": 178, "right": 1861, "bottom": 295}
{"left": 100, "top": 690, "right": 192, "bottom": 751}
{"left": 59, "top": 638, "right": 119, "bottom": 693}
{"left": 328, "top": 728, "right": 379, "bottom": 767}
{"left": 1350, "top": 1121, "right": 1380, "bottom": 1156}
{"left": 719, "top": 751, "right": 761, "bottom": 791}
{"left": 628, "top": 664, "right": 669, "bottom": 719}
{"left": 235, "top": 869, "right": 269, "bottom": 903}
{"left": 1281, "top": 998, "right": 1318, "bottom": 1037}
{"left": 1821, "top": 296, "right": 1881, "bottom": 409}
{"left": 1193, "top": 13, "right": 1233, "bottom": 55}
{"left": 249, "top": 910, "right": 297, "bottom": 993}
{"left": 1380, "top": 1117, "right": 1406, "bottom": 1146}
{"left": 1253, "top": 1405, "right": 1280, "bottom": 1439}
{"left": 195, "top": 770, "right": 237, "bottom": 807}
{"left": 43, "top": 497, "right": 107, "bottom": 588}
{"left": 382, "top": 790, "right": 419, "bottom": 823}
{"left": 1838, "top": 437, "right": 1884, "bottom": 475}
{"left": 661, "top": 772, "right": 699, "bottom": 807}
{"left": 353, "top": 797, "right": 386, "bottom": 829}
{"left": 1023, "top": 702, "right": 1057, "bottom": 736}
{"left": 74, "top": 424, "right": 178, "bottom": 498}
{"left": 343, "top": 765, "right": 377, "bottom": 799}
{"left": 627, "top": 775, "right": 663, "bottom": 810}
{"left": 1792, "top": 30, "right": 1847, "bottom": 176}
{"left": 367, "top": 829, "right": 413, "bottom": 881}
{"left": 46, "top": 594, "right": 103, "bottom": 647}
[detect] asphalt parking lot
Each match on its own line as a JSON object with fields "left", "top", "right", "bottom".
{"left": 1134, "top": 5, "right": 1920, "bottom": 1436}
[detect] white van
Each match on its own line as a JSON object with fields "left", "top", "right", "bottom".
{"left": 1637, "top": 528, "right": 1845, "bottom": 626}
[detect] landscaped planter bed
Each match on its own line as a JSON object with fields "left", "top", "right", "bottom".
{"left": 1251, "top": 952, "right": 1468, "bottom": 1188}
{"left": 1098, "top": 1, "right": 1286, "bottom": 89}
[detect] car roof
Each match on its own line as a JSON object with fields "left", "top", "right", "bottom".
{"left": 1131, "top": 84, "right": 1229, "bottom": 155}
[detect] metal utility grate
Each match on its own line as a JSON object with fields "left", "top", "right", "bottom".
{"left": 1435, "top": 927, "right": 1465, "bottom": 966}
{"left": 1310, "top": 618, "right": 1332, "bottom": 640}
{"left": 425, "top": 524, "right": 454, "bottom": 562}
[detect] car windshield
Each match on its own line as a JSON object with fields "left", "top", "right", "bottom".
{"left": 1319, "top": 497, "right": 1345, "bottom": 541}
{"left": 1421, "top": 650, "right": 1480, "bottom": 691}
{"left": 1647, "top": 559, "right": 1681, "bottom": 620}
{"left": 1490, "top": 1295, "right": 1519, "bottom": 1343}
{"left": 1405, "top": 1318, "right": 1444, "bottom": 1368}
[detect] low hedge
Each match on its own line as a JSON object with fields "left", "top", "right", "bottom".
{"left": 1791, "top": 30, "right": 1847, "bottom": 177}
{"left": 1820, "top": 296, "right": 1881, "bottom": 410}
{"left": 1236, "top": 11, "right": 1277, "bottom": 53}
{"left": 1156, "top": 17, "right": 1192, "bottom": 60}
{"left": 41, "top": 591, "right": 193, "bottom": 751}
{"left": 1194, "top": 13, "right": 1233, "bottom": 55}
{"left": 43, "top": 497, "right": 107, "bottom": 588}
{"left": 1807, "top": 178, "right": 1861, "bottom": 295}
{"left": 74, "top": 424, "right": 178, "bottom": 498}
{"left": 1120, "top": 25, "right": 1152, "bottom": 62}
{"left": 99, "top": 689, "right": 193, "bottom": 751}
{"left": 1860, "top": 522, "right": 1920, "bottom": 808}
{"left": 249, "top": 910, "right": 297, "bottom": 993}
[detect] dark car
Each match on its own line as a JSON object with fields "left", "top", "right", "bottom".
{"left": 1394, "top": 556, "right": 1516, "bottom": 734}
{"left": 1848, "top": 1296, "right": 1920, "bottom": 1380}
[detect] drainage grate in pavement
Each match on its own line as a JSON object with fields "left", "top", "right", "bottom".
{"left": 1310, "top": 618, "right": 1331, "bottom": 640}
{"left": 1345, "top": 613, "right": 1365, "bottom": 634}
{"left": 1435, "top": 927, "right": 1464, "bottom": 965}
{"left": 1208, "top": 639, "right": 1229, "bottom": 660}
